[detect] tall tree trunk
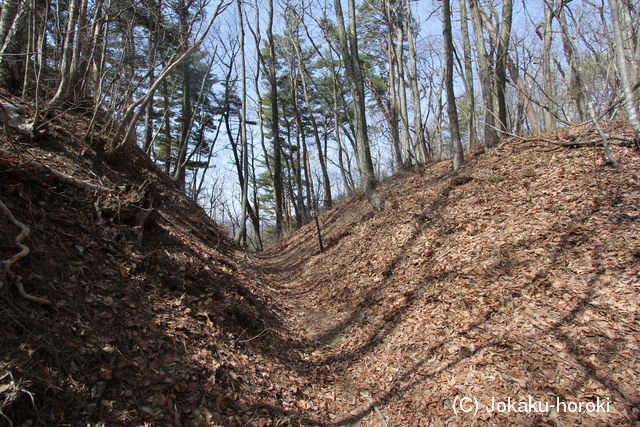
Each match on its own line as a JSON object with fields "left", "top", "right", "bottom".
{"left": 394, "top": 19, "right": 411, "bottom": 166}
{"left": 69, "top": 0, "right": 88, "bottom": 95}
{"left": 49, "top": 0, "right": 80, "bottom": 104}
{"left": 291, "top": 80, "right": 307, "bottom": 225}
{"left": 249, "top": 0, "right": 264, "bottom": 248}
{"left": 405, "top": 0, "right": 427, "bottom": 161}
{"left": 557, "top": 5, "right": 587, "bottom": 122}
{"left": 459, "top": 0, "right": 477, "bottom": 149}
{"left": 476, "top": 1, "right": 541, "bottom": 134}
{"left": 162, "top": 78, "right": 172, "bottom": 175}
{"left": 333, "top": 76, "right": 353, "bottom": 194}
{"left": 0, "top": 0, "right": 28, "bottom": 90}
{"left": 267, "top": 0, "right": 284, "bottom": 236}
{"left": 0, "top": 0, "right": 20, "bottom": 48}
{"left": 235, "top": 0, "right": 249, "bottom": 245}
{"left": 384, "top": 0, "right": 403, "bottom": 167}
{"left": 143, "top": 1, "right": 160, "bottom": 153}
{"left": 542, "top": 0, "right": 556, "bottom": 130}
{"left": 496, "top": 0, "right": 513, "bottom": 133}
{"left": 334, "top": 0, "right": 381, "bottom": 210}
{"left": 442, "top": 0, "right": 464, "bottom": 171}
{"left": 250, "top": 134, "right": 263, "bottom": 250}
{"left": 295, "top": 43, "right": 333, "bottom": 209}
{"left": 609, "top": 0, "right": 640, "bottom": 139}
{"left": 469, "top": 0, "right": 498, "bottom": 147}
{"left": 174, "top": 0, "right": 192, "bottom": 189}
{"left": 302, "top": 132, "right": 313, "bottom": 215}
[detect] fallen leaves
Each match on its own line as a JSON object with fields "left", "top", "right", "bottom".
{"left": 2, "top": 116, "right": 640, "bottom": 425}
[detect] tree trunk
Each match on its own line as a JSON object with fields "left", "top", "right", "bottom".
{"left": 609, "top": 0, "right": 640, "bottom": 139}
{"left": 496, "top": 0, "right": 513, "bottom": 133}
{"left": 295, "top": 42, "right": 333, "bottom": 209}
{"left": 384, "top": 0, "right": 403, "bottom": 168}
{"left": 394, "top": 19, "right": 411, "bottom": 167}
{"left": 0, "top": 0, "right": 27, "bottom": 91}
{"left": 442, "top": 0, "right": 464, "bottom": 171}
{"left": 162, "top": 78, "right": 172, "bottom": 175}
{"left": 49, "top": 0, "right": 80, "bottom": 104}
{"left": 476, "top": 1, "right": 541, "bottom": 134}
{"left": 557, "top": 5, "right": 587, "bottom": 122}
{"left": 469, "top": 0, "right": 498, "bottom": 147}
{"left": 459, "top": 0, "right": 477, "bottom": 150}
{"left": 334, "top": 0, "right": 381, "bottom": 210}
{"left": 143, "top": 2, "right": 160, "bottom": 153}
{"left": 333, "top": 77, "right": 353, "bottom": 194}
{"left": 235, "top": 0, "right": 249, "bottom": 245}
{"left": 542, "top": 0, "right": 556, "bottom": 130}
{"left": 267, "top": 0, "right": 284, "bottom": 236}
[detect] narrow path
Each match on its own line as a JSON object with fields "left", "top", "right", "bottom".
{"left": 249, "top": 246, "right": 385, "bottom": 425}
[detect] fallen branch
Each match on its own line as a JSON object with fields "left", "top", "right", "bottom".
{"left": 235, "top": 328, "right": 275, "bottom": 344}
{"left": 365, "top": 395, "right": 389, "bottom": 427}
{"left": 0, "top": 197, "right": 52, "bottom": 306}
{"left": 0, "top": 148, "right": 111, "bottom": 192}
{"left": 492, "top": 127, "right": 625, "bottom": 149}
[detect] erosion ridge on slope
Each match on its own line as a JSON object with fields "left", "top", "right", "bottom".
{"left": 1, "top": 96, "right": 639, "bottom": 425}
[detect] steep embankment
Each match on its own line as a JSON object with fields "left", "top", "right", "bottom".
{"left": 1, "top": 96, "right": 639, "bottom": 425}
{"left": 250, "top": 122, "right": 640, "bottom": 425}
{"left": 0, "top": 99, "right": 294, "bottom": 425}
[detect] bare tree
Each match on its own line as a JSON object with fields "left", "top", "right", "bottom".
{"left": 541, "top": 0, "right": 557, "bottom": 130}
{"left": 469, "top": 0, "right": 498, "bottom": 147}
{"left": 334, "top": 0, "right": 382, "bottom": 210}
{"left": 234, "top": 0, "right": 249, "bottom": 245}
{"left": 267, "top": 0, "right": 285, "bottom": 236}
{"left": 458, "top": 0, "right": 477, "bottom": 149}
{"left": 496, "top": 0, "right": 513, "bottom": 133}
{"left": 609, "top": 0, "right": 640, "bottom": 140}
{"left": 476, "top": 1, "right": 541, "bottom": 134}
{"left": 49, "top": 0, "right": 81, "bottom": 105}
{"left": 404, "top": 0, "right": 428, "bottom": 161}
{"left": 442, "top": 0, "right": 464, "bottom": 171}
{"left": 557, "top": 3, "right": 587, "bottom": 122}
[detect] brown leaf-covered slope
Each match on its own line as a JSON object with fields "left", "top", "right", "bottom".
{"left": 1, "top": 100, "right": 639, "bottom": 426}
{"left": 250, "top": 121, "right": 640, "bottom": 425}
{"left": 0, "top": 101, "right": 293, "bottom": 425}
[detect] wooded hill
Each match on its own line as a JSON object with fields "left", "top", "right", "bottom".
{"left": 1, "top": 0, "right": 640, "bottom": 423}
{"left": 0, "top": 0, "right": 638, "bottom": 244}
{"left": 1, "top": 94, "right": 639, "bottom": 424}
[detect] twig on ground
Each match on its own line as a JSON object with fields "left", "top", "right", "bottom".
{"left": 235, "top": 328, "right": 275, "bottom": 344}
{"left": 365, "top": 395, "right": 389, "bottom": 427}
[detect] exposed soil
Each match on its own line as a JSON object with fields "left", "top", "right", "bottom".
{"left": 1, "top": 100, "right": 639, "bottom": 425}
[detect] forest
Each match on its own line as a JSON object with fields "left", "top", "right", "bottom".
{"left": 0, "top": 0, "right": 639, "bottom": 424}
{"left": 1, "top": 0, "right": 638, "bottom": 246}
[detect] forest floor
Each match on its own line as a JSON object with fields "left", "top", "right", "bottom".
{"left": 1, "top": 96, "right": 639, "bottom": 425}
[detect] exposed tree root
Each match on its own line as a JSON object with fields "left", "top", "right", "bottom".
{"left": 0, "top": 197, "right": 52, "bottom": 306}
{"left": 0, "top": 148, "right": 111, "bottom": 193}
{"left": 135, "top": 207, "right": 155, "bottom": 247}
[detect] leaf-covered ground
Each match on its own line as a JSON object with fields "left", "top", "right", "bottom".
{"left": 251, "top": 121, "right": 640, "bottom": 425}
{"left": 1, "top": 101, "right": 639, "bottom": 425}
